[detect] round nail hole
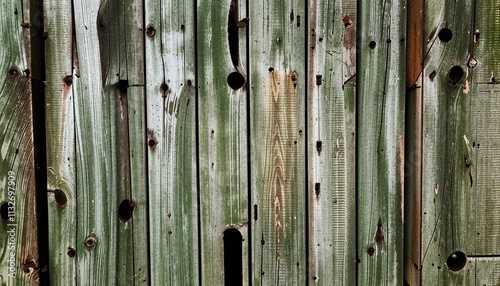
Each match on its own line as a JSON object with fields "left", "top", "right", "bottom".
{"left": 84, "top": 236, "right": 97, "bottom": 248}
{"left": 22, "top": 260, "right": 37, "bottom": 274}
{"left": 148, "top": 139, "right": 157, "bottom": 148}
{"left": 146, "top": 25, "right": 156, "bottom": 37}
{"left": 9, "top": 68, "right": 19, "bottom": 78}
{"left": 118, "top": 199, "right": 136, "bottom": 222}
{"left": 67, "top": 247, "right": 76, "bottom": 257}
{"left": 448, "top": 66, "right": 465, "bottom": 84}
{"left": 54, "top": 189, "right": 67, "bottom": 207}
{"left": 447, "top": 251, "right": 467, "bottom": 272}
{"left": 160, "top": 83, "right": 169, "bottom": 92}
{"left": 369, "top": 41, "right": 376, "bottom": 49}
{"left": 227, "top": 72, "right": 245, "bottom": 90}
{"left": 438, "top": 28, "right": 453, "bottom": 43}
{"left": 268, "top": 67, "right": 274, "bottom": 72}
{"left": 63, "top": 75, "right": 73, "bottom": 86}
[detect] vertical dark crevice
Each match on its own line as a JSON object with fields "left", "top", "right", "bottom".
{"left": 30, "top": 0, "right": 50, "bottom": 284}
{"left": 223, "top": 228, "right": 243, "bottom": 286}
{"left": 303, "top": 0, "right": 310, "bottom": 284}
{"left": 355, "top": 0, "right": 361, "bottom": 284}
{"left": 245, "top": 0, "right": 252, "bottom": 283}
{"left": 140, "top": 0, "right": 152, "bottom": 285}
{"left": 194, "top": 0, "right": 202, "bottom": 285}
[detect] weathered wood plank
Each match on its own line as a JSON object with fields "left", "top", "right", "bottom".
{"left": 357, "top": 0, "right": 406, "bottom": 284}
{"left": 421, "top": 0, "right": 475, "bottom": 284}
{"left": 0, "top": 0, "right": 40, "bottom": 284}
{"left": 250, "top": 0, "right": 306, "bottom": 284}
{"left": 307, "top": 0, "right": 356, "bottom": 284}
{"left": 72, "top": 0, "right": 147, "bottom": 284}
{"left": 198, "top": 0, "right": 249, "bottom": 284}
{"left": 405, "top": 0, "right": 423, "bottom": 284}
{"left": 145, "top": 0, "right": 198, "bottom": 284}
{"left": 43, "top": 0, "right": 77, "bottom": 284}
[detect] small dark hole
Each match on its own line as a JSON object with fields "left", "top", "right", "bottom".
{"left": 316, "top": 140, "right": 322, "bottom": 154}
{"left": 67, "top": 247, "right": 76, "bottom": 257}
{"left": 429, "top": 70, "right": 437, "bottom": 81}
{"left": 160, "top": 83, "right": 169, "bottom": 92}
{"left": 54, "top": 189, "right": 68, "bottom": 207}
{"left": 315, "top": 183, "right": 320, "bottom": 196}
{"left": 187, "top": 79, "right": 192, "bottom": 86}
{"left": 268, "top": 67, "right": 274, "bottom": 72}
{"left": 448, "top": 66, "right": 465, "bottom": 84}
{"left": 447, "top": 251, "right": 467, "bottom": 272}
{"left": 118, "top": 199, "right": 136, "bottom": 222}
{"left": 369, "top": 41, "right": 376, "bottom": 49}
{"left": 63, "top": 75, "right": 73, "bottom": 86}
{"left": 148, "top": 139, "right": 156, "bottom": 148}
{"left": 224, "top": 228, "right": 243, "bottom": 286}
{"left": 438, "top": 28, "right": 453, "bottom": 42}
{"left": 118, "top": 79, "right": 129, "bottom": 93}
{"left": 313, "top": 276, "right": 318, "bottom": 281}
{"left": 146, "top": 25, "right": 156, "bottom": 37}
{"left": 22, "top": 260, "right": 37, "bottom": 274}
{"left": 84, "top": 236, "right": 97, "bottom": 248}
{"left": 227, "top": 72, "right": 245, "bottom": 90}
{"left": 9, "top": 68, "right": 18, "bottom": 78}
{"left": 368, "top": 247, "right": 375, "bottom": 256}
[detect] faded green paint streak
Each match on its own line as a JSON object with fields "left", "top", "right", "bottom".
{"left": 357, "top": 0, "right": 406, "bottom": 284}
{"left": 198, "top": 0, "right": 249, "bottom": 284}
{"left": 145, "top": 0, "right": 198, "bottom": 284}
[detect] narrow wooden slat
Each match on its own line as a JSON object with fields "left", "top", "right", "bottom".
{"left": 0, "top": 0, "right": 39, "bottom": 284}
{"left": 145, "top": 0, "right": 198, "bottom": 284}
{"left": 250, "top": 0, "right": 306, "bottom": 284}
{"left": 307, "top": 0, "right": 356, "bottom": 284}
{"left": 357, "top": 0, "right": 406, "bottom": 284}
{"left": 405, "top": 0, "right": 423, "bottom": 284}
{"left": 420, "top": 0, "right": 475, "bottom": 284}
{"left": 43, "top": 0, "right": 76, "bottom": 284}
{"left": 198, "top": 0, "right": 249, "bottom": 284}
{"left": 127, "top": 86, "right": 149, "bottom": 285}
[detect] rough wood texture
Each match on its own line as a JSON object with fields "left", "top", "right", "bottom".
{"left": 198, "top": 0, "right": 249, "bottom": 284}
{"left": 357, "top": 0, "right": 406, "bottom": 284}
{"left": 0, "top": 0, "right": 40, "bottom": 284}
{"left": 307, "top": 0, "right": 357, "bottom": 284}
{"left": 250, "top": 0, "right": 306, "bottom": 284}
{"left": 145, "top": 0, "right": 198, "bottom": 284}
{"left": 44, "top": 0, "right": 76, "bottom": 284}
{"left": 422, "top": 0, "right": 500, "bottom": 284}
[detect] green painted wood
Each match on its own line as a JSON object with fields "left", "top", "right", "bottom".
{"left": 307, "top": 0, "right": 356, "bottom": 284}
{"left": 145, "top": 0, "right": 198, "bottom": 284}
{"left": 420, "top": 0, "right": 474, "bottom": 284}
{"left": 197, "top": 0, "right": 249, "bottom": 284}
{"left": 71, "top": 0, "right": 146, "bottom": 284}
{"left": 43, "top": 0, "right": 76, "bottom": 284}
{"left": 0, "top": 0, "right": 40, "bottom": 284}
{"left": 250, "top": 1, "right": 306, "bottom": 284}
{"left": 422, "top": 0, "right": 500, "bottom": 284}
{"left": 357, "top": 0, "right": 406, "bottom": 284}
{"left": 474, "top": 258, "right": 500, "bottom": 284}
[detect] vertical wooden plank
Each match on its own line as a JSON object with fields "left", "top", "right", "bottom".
{"left": 0, "top": 0, "right": 40, "bottom": 284}
{"left": 357, "top": 0, "right": 406, "bottom": 284}
{"left": 250, "top": 0, "right": 306, "bottom": 284}
{"left": 72, "top": 0, "right": 146, "bottom": 283}
{"left": 420, "top": 0, "right": 475, "bottom": 284}
{"left": 474, "top": 258, "right": 500, "bottom": 284}
{"left": 198, "top": 0, "right": 249, "bottom": 284}
{"left": 145, "top": 0, "right": 198, "bottom": 284}
{"left": 307, "top": 0, "right": 356, "bottom": 284}
{"left": 43, "top": 0, "right": 76, "bottom": 284}
{"left": 405, "top": 0, "right": 423, "bottom": 284}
